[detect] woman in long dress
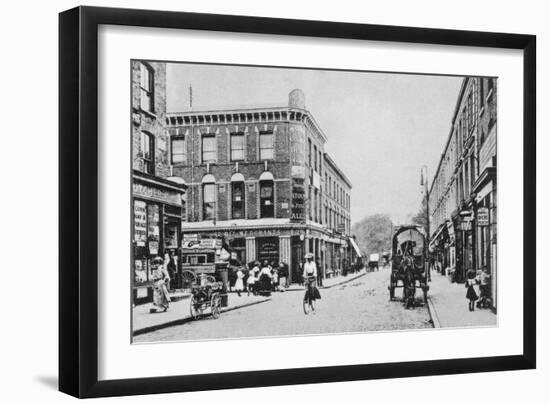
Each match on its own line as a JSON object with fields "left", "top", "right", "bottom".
{"left": 234, "top": 268, "right": 245, "bottom": 297}
{"left": 150, "top": 256, "right": 171, "bottom": 313}
{"left": 259, "top": 261, "right": 273, "bottom": 296}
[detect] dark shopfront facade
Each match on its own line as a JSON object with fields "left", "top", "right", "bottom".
{"left": 132, "top": 171, "right": 186, "bottom": 304}
{"left": 181, "top": 221, "right": 351, "bottom": 285}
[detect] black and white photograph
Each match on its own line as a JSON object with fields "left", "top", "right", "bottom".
{"left": 130, "top": 61, "right": 498, "bottom": 343}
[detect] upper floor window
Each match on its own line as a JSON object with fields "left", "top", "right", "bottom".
{"left": 202, "top": 135, "right": 217, "bottom": 163}
{"left": 230, "top": 133, "right": 245, "bottom": 161}
{"left": 203, "top": 183, "right": 216, "bottom": 221}
{"left": 314, "top": 145, "right": 318, "bottom": 172}
{"left": 140, "top": 131, "right": 154, "bottom": 174}
{"left": 171, "top": 137, "right": 186, "bottom": 164}
{"left": 259, "top": 131, "right": 274, "bottom": 160}
{"left": 232, "top": 181, "right": 245, "bottom": 219}
{"left": 308, "top": 138, "right": 312, "bottom": 167}
{"left": 260, "top": 180, "right": 274, "bottom": 218}
{"left": 139, "top": 63, "right": 154, "bottom": 113}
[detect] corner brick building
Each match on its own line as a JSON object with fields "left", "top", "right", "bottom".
{"left": 131, "top": 60, "right": 187, "bottom": 303}
{"left": 167, "top": 89, "right": 357, "bottom": 282}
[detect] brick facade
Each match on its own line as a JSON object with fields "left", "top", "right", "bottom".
{"left": 167, "top": 89, "right": 355, "bottom": 281}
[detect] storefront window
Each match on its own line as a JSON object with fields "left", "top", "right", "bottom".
{"left": 147, "top": 204, "right": 160, "bottom": 256}
{"left": 164, "top": 221, "right": 178, "bottom": 250}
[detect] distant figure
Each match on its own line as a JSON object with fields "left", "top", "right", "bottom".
{"left": 234, "top": 268, "right": 245, "bottom": 297}
{"left": 278, "top": 262, "right": 288, "bottom": 291}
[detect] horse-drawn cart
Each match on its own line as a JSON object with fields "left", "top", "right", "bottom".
{"left": 388, "top": 225, "right": 429, "bottom": 308}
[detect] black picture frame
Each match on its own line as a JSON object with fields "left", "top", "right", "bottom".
{"left": 59, "top": 6, "right": 536, "bottom": 398}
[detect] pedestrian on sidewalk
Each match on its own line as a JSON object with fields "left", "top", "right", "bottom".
{"left": 316, "top": 259, "right": 323, "bottom": 287}
{"left": 465, "top": 269, "right": 478, "bottom": 312}
{"left": 234, "top": 267, "right": 245, "bottom": 297}
{"left": 278, "top": 262, "right": 288, "bottom": 291}
{"left": 259, "top": 261, "right": 273, "bottom": 296}
{"left": 150, "top": 256, "right": 171, "bottom": 313}
{"left": 247, "top": 261, "right": 259, "bottom": 296}
{"left": 271, "top": 265, "right": 279, "bottom": 291}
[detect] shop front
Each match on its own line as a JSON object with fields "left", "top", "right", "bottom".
{"left": 453, "top": 207, "right": 475, "bottom": 283}
{"left": 132, "top": 172, "right": 186, "bottom": 305}
{"left": 474, "top": 166, "right": 497, "bottom": 311}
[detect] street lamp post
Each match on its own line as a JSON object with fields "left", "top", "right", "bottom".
{"left": 421, "top": 165, "right": 430, "bottom": 281}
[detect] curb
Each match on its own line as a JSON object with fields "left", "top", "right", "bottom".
{"left": 283, "top": 272, "right": 368, "bottom": 292}
{"left": 322, "top": 272, "right": 367, "bottom": 289}
{"left": 133, "top": 297, "right": 271, "bottom": 337}
{"left": 426, "top": 297, "right": 442, "bottom": 328}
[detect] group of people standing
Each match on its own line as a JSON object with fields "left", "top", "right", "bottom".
{"left": 233, "top": 261, "right": 290, "bottom": 297}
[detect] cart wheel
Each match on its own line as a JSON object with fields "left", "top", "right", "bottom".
{"left": 303, "top": 288, "right": 315, "bottom": 314}
{"left": 181, "top": 270, "right": 196, "bottom": 291}
{"left": 189, "top": 295, "right": 202, "bottom": 320}
{"left": 211, "top": 293, "right": 221, "bottom": 319}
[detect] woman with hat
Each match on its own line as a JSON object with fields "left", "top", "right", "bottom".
{"left": 150, "top": 256, "right": 171, "bottom": 313}
{"left": 302, "top": 253, "right": 321, "bottom": 302}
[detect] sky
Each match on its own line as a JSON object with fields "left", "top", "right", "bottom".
{"left": 166, "top": 62, "right": 463, "bottom": 226}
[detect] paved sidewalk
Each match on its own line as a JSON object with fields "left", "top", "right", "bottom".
{"left": 427, "top": 271, "right": 497, "bottom": 328}
{"left": 133, "top": 293, "right": 270, "bottom": 336}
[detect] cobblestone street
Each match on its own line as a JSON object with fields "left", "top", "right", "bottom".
{"left": 134, "top": 267, "right": 432, "bottom": 343}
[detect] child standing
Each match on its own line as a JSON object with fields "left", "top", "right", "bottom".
{"left": 465, "top": 269, "right": 478, "bottom": 311}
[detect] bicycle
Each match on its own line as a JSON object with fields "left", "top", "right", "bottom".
{"left": 303, "top": 276, "right": 317, "bottom": 314}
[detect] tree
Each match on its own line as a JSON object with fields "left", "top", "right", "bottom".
{"left": 351, "top": 214, "right": 392, "bottom": 256}
{"left": 409, "top": 195, "right": 428, "bottom": 232}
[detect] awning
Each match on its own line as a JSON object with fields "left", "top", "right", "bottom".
{"left": 349, "top": 238, "right": 362, "bottom": 257}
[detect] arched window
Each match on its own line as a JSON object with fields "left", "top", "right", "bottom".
{"left": 231, "top": 173, "right": 245, "bottom": 219}
{"left": 202, "top": 175, "right": 216, "bottom": 220}
{"left": 259, "top": 172, "right": 274, "bottom": 218}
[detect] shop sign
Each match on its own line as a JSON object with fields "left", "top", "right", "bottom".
{"left": 183, "top": 233, "right": 199, "bottom": 242}
{"left": 459, "top": 220, "right": 472, "bottom": 231}
{"left": 133, "top": 182, "right": 181, "bottom": 205}
{"left": 290, "top": 126, "right": 306, "bottom": 178}
{"left": 337, "top": 223, "right": 346, "bottom": 233}
{"left": 134, "top": 201, "right": 147, "bottom": 246}
{"left": 291, "top": 178, "right": 305, "bottom": 222}
{"left": 477, "top": 207, "right": 489, "bottom": 226}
